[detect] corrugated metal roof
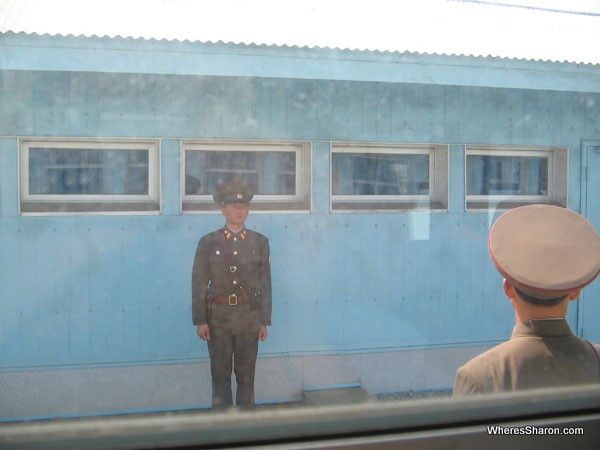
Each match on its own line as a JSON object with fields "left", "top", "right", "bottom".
{"left": 1, "top": 0, "right": 599, "bottom": 65}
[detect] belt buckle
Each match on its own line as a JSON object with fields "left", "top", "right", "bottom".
{"left": 228, "top": 294, "right": 238, "bottom": 306}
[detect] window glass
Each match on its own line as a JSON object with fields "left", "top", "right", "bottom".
{"left": 185, "top": 150, "right": 295, "bottom": 196}
{"left": 466, "top": 154, "right": 548, "bottom": 196}
{"left": 332, "top": 152, "right": 430, "bottom": 196}
{"left": 29, "top": 147, "right": 149, "bottom": 195}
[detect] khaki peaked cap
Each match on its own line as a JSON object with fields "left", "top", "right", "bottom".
{"left": 213, "top": 180, "right": 255, "bottom": 205}
{"left": 489, "top": 205, "right": 600, "bottom": 299}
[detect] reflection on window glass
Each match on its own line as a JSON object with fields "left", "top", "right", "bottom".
{"left": 185, "top": 150, "right": 296, "bottom": 195}
{"left": 332, "top": 153, "right": 429, "bottom": 195}
{"left": 29, "top": 148, "right": 149, "bottom": 195}
{"left": 467, "top": 155, "right": 548, "bottom": 196}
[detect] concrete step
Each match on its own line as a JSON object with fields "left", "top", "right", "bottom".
{"left": 302, "top": 386, "right": 372, "bottom": 406}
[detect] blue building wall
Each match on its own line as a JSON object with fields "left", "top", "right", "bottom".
{"left": 2, "top": 69, "right": 599, "bottom": 364}
{"left": 1, "top": 33, "right": 599, "bottom": 418}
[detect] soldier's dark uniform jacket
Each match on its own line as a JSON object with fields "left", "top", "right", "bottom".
{"left": 191, "top": 227, "right": 272, "bottom": 334}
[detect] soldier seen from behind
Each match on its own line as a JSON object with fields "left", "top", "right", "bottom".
{"left": 454, "top": 204, "right": 600, "bottom": 395}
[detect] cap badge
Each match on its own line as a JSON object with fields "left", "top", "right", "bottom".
{"left": 236, "top": 193, "right": 243, "bottom": 199}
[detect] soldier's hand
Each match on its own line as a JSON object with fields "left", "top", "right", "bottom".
{"left": 197, "top": 324, "right": 210, "bottom": 341}
{"left": 258, "top": 325, "right": 268, "bottom": 341}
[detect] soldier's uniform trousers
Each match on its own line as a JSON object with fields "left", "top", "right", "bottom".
{"left": 208, "top": 327, "right": 258, "bottom": 410}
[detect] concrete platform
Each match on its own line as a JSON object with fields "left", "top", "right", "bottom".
{"left": 302, "top": 386, "right": 372, "bottom": 406}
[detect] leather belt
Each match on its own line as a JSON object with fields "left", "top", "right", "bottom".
{"left": 212, "top": 294, "right": 249, "bottom": 306}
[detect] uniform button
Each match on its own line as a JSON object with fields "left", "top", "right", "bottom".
{"left": 233, "top": 280, "right": 237, "bottom": 284}
{"left": 233, "top": 251, "right": 238, "bottom": 255}
{"left": 234, "top": 237, "right": 237, "bottom": 241}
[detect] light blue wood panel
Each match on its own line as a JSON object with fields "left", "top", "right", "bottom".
{"left": 330, "top": 81, "right": 351, "bottom": 142}
{"left": 267, "top": 78, "right": 289, "bottom": 139}
{"left": 161, "top": 139, "right": 181, "bottom": 215}
{"left": 583, "top": 95, "right": 600, "bottom": 137}
{"left": 315, "top": 81, "right": 334, "bottom": 140}
{"left": 299, "top": 78, "right": 319, "bottom": 139}
{"left": 253, "top": 78, "right": 275, "bottom": 138}
{"left": 0, "top": 139, "right": 18, "bottom": 218}
{"left": 2, "top": 70, "right": 599, "bottom": 146}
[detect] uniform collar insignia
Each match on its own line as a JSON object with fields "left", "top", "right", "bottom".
{"left": 223, "top": 226, "right": 247, "bottom": 240}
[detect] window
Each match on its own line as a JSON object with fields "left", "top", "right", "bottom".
{"left": 19, "top": 139, "right": 160, "bottom": 214}
{"left": 466, "top": 146, "right": 568, "bottom": 211}
{"left": 331, "top": 143, "right": 448, "bottom": 212}
{"left": 182, "top": 141, "right": 311, "bottom": 212}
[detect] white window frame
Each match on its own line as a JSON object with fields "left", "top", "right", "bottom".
{"left": 19, "top": 138, "right": 161, "bottom": 215}
{"left": 331, "top": 142, "right": 449, "bottom": 212}
{"left": 465, "top": 145, "right": 568, "bottom": 211}
{"left": 181, "top": 140, "right": 312, "bottom": 213}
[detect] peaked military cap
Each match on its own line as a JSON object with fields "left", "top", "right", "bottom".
{"left": 213, "top": 180, "right": 255, "bottom": 205}
{"left": 489, "top": 204, "right": 600, "bottom": 299}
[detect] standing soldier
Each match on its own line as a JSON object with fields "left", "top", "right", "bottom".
{"left": 192, "top": 180, "right": 271, "bottom": 410}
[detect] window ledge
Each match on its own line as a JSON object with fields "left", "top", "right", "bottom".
{"left": 332, "top": 200, "right": 446, "bottom": 212}
{"left": 20, "top": 201, "right": 160, "bottom": 214}
{"left": 466, "top": 200, "right": 564, "bottom": 212}
{"left": 182, "top": 200, "right": 310, "bottom": 212}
